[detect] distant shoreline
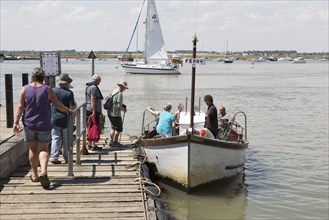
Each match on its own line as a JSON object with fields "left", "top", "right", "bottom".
{"left": 1, "top": 52, "right": 328, "bottom": 61}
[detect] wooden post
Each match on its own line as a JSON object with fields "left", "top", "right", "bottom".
{"left": 22, "top": 73, "right": 29, "bottom": 86}
{"left": 190, "top": 35, "right": 198, "bottom": 130}
{"left": 88, "top": 50, "right": 97, "bottom": 76}
{"left": 5, "top": 74, "right": 13, "bottom": 128}
{"left": 91, "top": 58, "right": 95, "bottom": 76}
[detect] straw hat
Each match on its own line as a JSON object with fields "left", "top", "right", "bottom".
{"left": 117, "top": 81, "right": 128, "bottom": 89}
{"left": 57, "top": 73, "right": 73, "bottom": 88}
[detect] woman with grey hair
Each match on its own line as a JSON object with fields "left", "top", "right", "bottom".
{"left": 146, "top": 103, "right": 175, "bottom": 138}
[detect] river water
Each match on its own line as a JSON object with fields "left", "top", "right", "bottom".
{"left": 0, "top": 58, "right": 328, "bottom": 219}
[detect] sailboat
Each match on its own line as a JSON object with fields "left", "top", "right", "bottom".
{"left": 223, "top": 40, "right": 234, "bottom": 63}
{"left": 137, "top": 36, "right": 249, "bottom": 193}
{"left": 121, "top": 0, "right": 180, "bottom": 75}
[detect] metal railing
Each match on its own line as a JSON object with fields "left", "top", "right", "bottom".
{"left": 141, "top": 109, "right": 158, "bottom": 136}
{"left": 67, "top": 103, "right": 87, "bottom": 176}
{"left": 224, "top": 111, "right": 248, "bottom": 142}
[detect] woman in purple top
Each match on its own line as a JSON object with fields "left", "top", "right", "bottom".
{"left": 13, "top": 68, "right": 73, "bottom": 189}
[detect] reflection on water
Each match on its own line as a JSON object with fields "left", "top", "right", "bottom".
{"left": 1, "top": 59, "right": 328, "bottom": 220}
{"left": 159, "top": 173, "right": 248, "bottom": 220}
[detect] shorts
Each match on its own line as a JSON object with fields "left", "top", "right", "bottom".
{"left": 24, "top": 128, "right": 51, "bottom": 143}
{"left": 108, "top": 115, "right": 123, "bottom": 132}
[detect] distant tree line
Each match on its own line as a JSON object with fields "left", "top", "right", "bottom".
{"left": 1, "top": 49, "right": 327, "bottom": 60}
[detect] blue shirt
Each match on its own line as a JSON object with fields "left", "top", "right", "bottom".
{"left": 156, "top": 111, "right": 175, "bottom": 135}
{"left": 51, "top": 87, "right": 75, "bottom": 129}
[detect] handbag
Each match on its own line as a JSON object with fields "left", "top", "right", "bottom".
{"left": 87, "top": 115, "right": 100, "bottom": 142}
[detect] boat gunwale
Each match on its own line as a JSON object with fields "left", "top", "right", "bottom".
{"left": 121, "top": 64, "right": 180, "bottom": 74}
{"left": 140, "top": 134, "right": 248, "bottom": 150}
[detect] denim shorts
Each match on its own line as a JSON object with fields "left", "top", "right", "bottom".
{"left": 24, "top": 128, "right": 51, "bottom": 143}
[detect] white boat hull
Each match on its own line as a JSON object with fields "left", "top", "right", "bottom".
{"left": 293, "top": 60, "right": 306, "bottom": 63}
{"left": 122, "top": 63, "right": 180, "bottom": 75}
{"left": 141, "top": 134, "right": 248, "bottom": 192}
{"left": 293, "top": 57, "right": 306, "bottom": 63}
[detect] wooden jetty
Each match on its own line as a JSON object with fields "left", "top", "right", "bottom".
{"left": 0, "top": 107, "right": 157, "bottom": 220}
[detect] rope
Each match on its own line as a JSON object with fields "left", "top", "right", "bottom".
{"left": 123, "top": 0, "right": 146, "bottom": 56}
{"left": 140, "top": 178, "right": 161, "bottom": 197}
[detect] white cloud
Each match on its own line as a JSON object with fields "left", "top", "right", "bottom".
{"left": 0, "top": 0, "right": 328, "bottom": 52}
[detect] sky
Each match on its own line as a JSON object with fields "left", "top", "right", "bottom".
{"left": 1, "top": 0, "right": 328, "bottom": 53}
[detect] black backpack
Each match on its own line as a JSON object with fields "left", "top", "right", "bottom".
{"left": 103, "top": 92, "right": 119, "bottom": 110}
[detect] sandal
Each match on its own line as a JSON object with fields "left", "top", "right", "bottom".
{"left": 87, "top": 145, "right": 93, "bottom": 149}
{"left": 39, "top": 174, "right": 50, "bottom": 189}
{"left": 29, "top": 175, "right": 39, "bottom": 182}
{"left": 91, "top": 146, "right": 103, "bottom": 151}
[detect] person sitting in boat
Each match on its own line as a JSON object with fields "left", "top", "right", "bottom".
{"left": 145, "top": 104, "right": 175, "bottom": 138}
{"left": 204, "top": 95, "right": 219, "bottom": 138}
{"left": 172, "top": 103, "right": 183, "bottom": 135}
{"left": 218, "top": 105, "right": 232, "bottom": 139}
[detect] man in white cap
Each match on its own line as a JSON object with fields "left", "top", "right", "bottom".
{"left": 50, "top": 73, "right": 77, "bottom": 164}
{"left": 107, "top": 81, "right": 128, "bottom": 146}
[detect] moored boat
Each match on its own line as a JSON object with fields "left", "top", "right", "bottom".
{"left": 139, "top": 110, "right": 248, "bottom": 193}
{"left": 293, "top": 57, "right": 306, "bottom": 63}
{"left": 223, "top": 58, "right": 234, "bottom": 63}
{"left": 121, "top": 0, "right": 180, "bottom": 75}
{"left": 137, "top": 36, "right": 249, "bottom": 193}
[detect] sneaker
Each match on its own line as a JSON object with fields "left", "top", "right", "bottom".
{"left": 109, "top": 140, "right": 114, "bottom": 147}
{"left": 91, "top": 146, "right": 103, "bottom": 151}
{"left": 64, "top": 159, "right": 76, "bottom": 164}
{"left": 50, "top": 159, "right": 61, "bottom": 164}
{"left": 112, "top": 141, "right": 123, "bottom": 146}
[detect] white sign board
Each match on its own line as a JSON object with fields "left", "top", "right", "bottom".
{"left": 40, "top": 52, "right": 61, "bottom": 76}
{"left": 185, "top": 58, "right": 206, "bottom": 65}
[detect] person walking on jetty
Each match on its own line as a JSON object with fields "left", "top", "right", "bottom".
{"left": 108, "top": 81, "right": 128, "bottom": 146}
{"left": 85, "top": 74, "right": 103, "bottom": 151}
{"left": 13, "top": 68, "right": 74, "bottom": 189}
{"left": 204, "top": 95, "right": 219, "bottom": 137}
{"left": 50, "top": 73, "right": 77, "bottom": 164}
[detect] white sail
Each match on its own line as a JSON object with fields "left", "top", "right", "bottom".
{"left": 121, "top": 0, "right": 180, "bottom": 75}
{"left": 144, "top": 0, "right": 168, "bottom": 62}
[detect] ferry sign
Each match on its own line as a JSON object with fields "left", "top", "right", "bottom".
{"left": 185, "top": 58, "right": 206, "bottom": 65}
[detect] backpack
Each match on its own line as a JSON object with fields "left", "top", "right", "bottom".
{"left": 102, "top": 92, "right": 119, "bottom": 110}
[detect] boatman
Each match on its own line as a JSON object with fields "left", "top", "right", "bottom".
{"left": 204, "top": 95, "right": 218, "bottom": 137}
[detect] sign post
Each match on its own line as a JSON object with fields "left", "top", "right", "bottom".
{"left": 88, "top": 50, "right": 97, "bottom": 76}
{"left": 40, "top": 52, "right": 61, "bottom": 88}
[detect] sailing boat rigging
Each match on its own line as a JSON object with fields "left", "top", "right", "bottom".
{"left": 121, "top": 0, "right": 181, "bottom": 75}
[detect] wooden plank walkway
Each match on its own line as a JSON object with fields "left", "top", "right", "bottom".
{"left": 0, "top": 106, "right": 156, "bottom": 219}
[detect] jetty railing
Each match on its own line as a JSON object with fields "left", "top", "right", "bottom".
{"left": 67, "top": 103, "right": 87, "bottom": 176}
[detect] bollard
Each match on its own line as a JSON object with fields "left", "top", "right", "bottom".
{"left": 22, "top": 73, "right": 29, "bottom": 86}
{"left": 5, "top": 74, "right": 14, "bottom": 128}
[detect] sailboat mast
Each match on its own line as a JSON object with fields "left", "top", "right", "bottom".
{"left": 144, "top": 0, "right": 150, "bottom": 61}
{"left": 190, "top": 35, "right": 198, "bottom": 129}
